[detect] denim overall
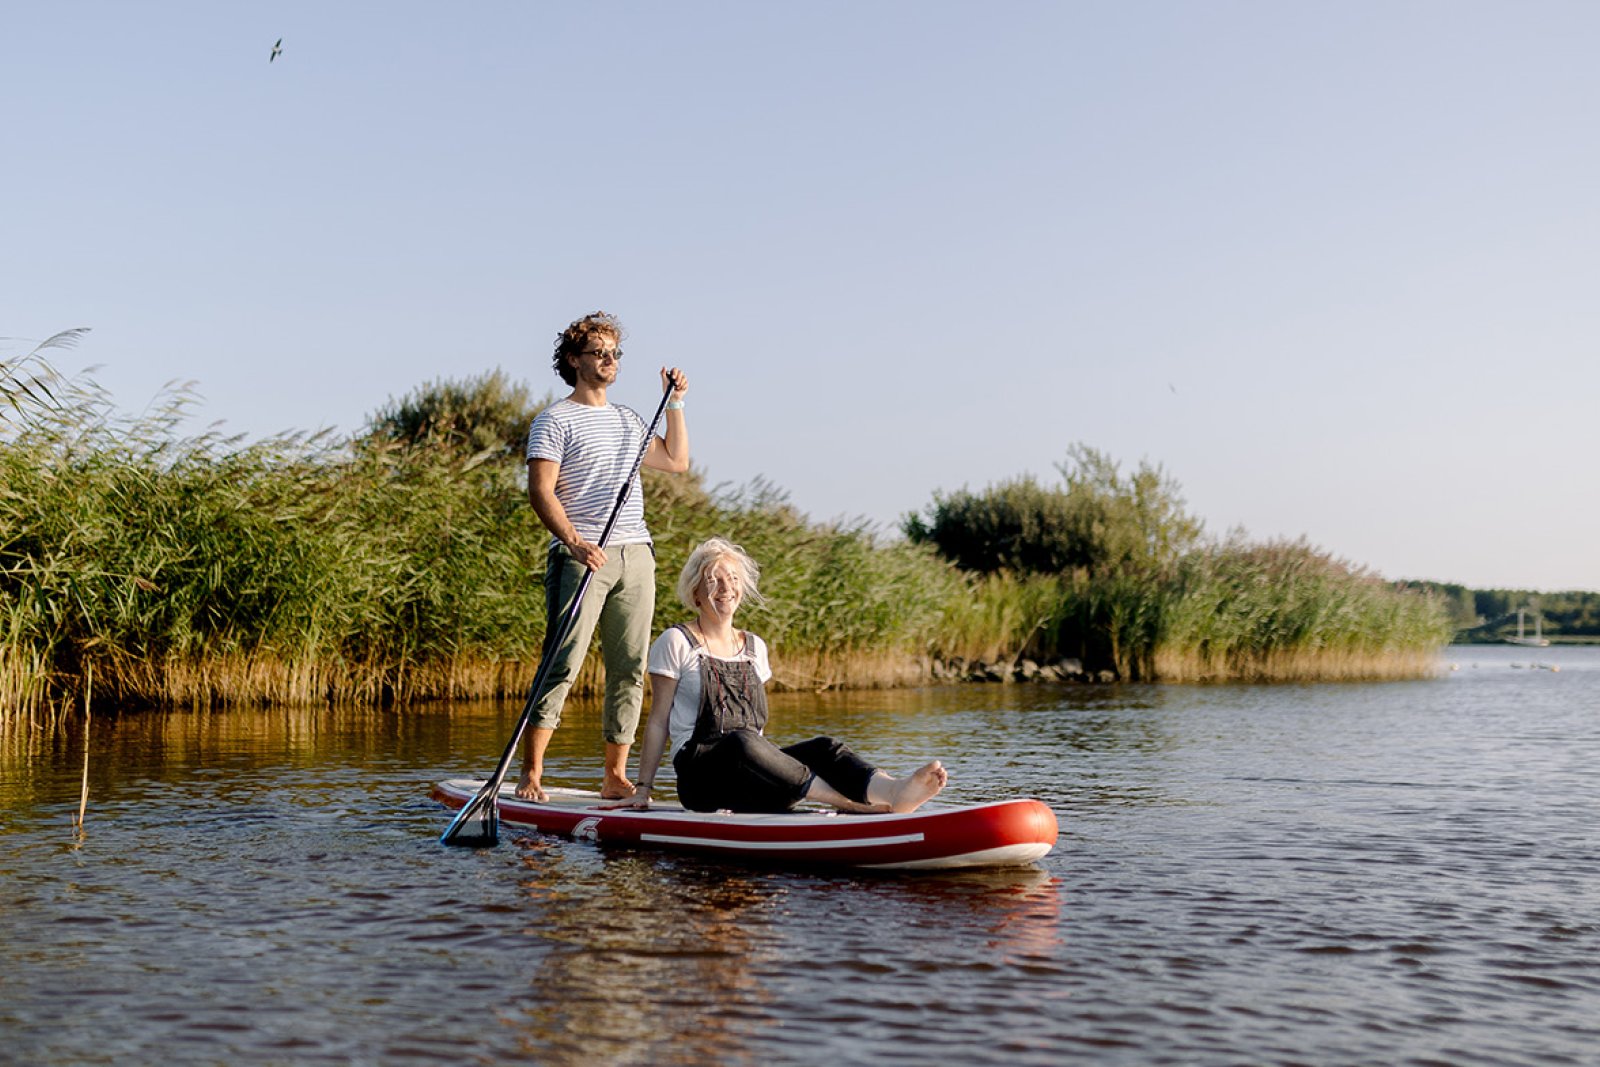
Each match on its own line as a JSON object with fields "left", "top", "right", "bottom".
{"left": 670, "top": 624, "right": 876, "bottom": 813}
{"left": 678, "top": 623, "right": 768, "bottom": 741}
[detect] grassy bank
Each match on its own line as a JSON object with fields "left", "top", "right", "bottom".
{"left": 905, "top": 449, "right": 1452, "bottom": 684}
{"left": 1152, "top": 538, "right": 1453, "bottom": 681}
{"left": 2, "top": 366, "right": 1452, "bottom": 717}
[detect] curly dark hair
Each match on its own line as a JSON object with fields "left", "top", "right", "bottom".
{"left": 552, "top": 311, "right": 623, "bottom": 386}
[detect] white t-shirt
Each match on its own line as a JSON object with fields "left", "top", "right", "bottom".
{"left": 525, "top": 399, "right": 651, "bottom": 546}
{"left": 647, "top": 626, "right": 773, "bottom": 759}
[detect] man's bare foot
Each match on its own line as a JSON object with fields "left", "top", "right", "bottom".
{"left": 600, "top": 773, "right": 635, "bottom": 800}
{"left": 514, "top": 771, "right": 547, "bottom": 801}
{"left": 888, "top": 761, "right": 947, "bottom": 813}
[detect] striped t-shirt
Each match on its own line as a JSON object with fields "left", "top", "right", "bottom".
{"left": 525, "top": 399, "right": 652, "bottom": 546}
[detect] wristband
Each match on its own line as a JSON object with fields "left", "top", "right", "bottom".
{"left": 665, "top": 400, "right": 684, "bottom": 410}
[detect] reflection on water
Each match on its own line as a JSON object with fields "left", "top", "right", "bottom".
{"left": 3, "top": 646, "right": 1600, "bottom": 1065}
{"left": 494, "top": 847, "right": 1068, "bottom": 1066}
{"left": 471, "top": 811, "right": 1068, "bottom": 1066}
{"left": 509, "top": 846, "right": 781, "bottom": 1064}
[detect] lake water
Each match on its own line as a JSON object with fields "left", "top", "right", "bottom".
{"left": 3, "top": 645, "right": 1597, "bottom": 1065}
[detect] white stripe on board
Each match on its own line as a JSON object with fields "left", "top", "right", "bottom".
{"left": 639, "top": 831, "right": 926, "bottom": 851}
{"left": 861, "top": 842, "right": 1053, "bottom": 870}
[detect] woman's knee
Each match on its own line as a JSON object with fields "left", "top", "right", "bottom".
{"left": 713, "top": 728, "right": 770, "bottom": 765}
{"left": 717, "top": 730, "right": 805, "bottom": 782}
{"left": 785, "top": 735, "right": 850, "bottom": 762}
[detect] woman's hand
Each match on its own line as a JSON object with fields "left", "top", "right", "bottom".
{"left": 598, "top": 784, "right": 652, "bottom": 810}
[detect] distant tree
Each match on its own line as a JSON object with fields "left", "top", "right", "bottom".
{"left": 1473, "top": 589, "right": 1518, "bottom": 622}
{"left": 1054, "top": 444, "right": 1204, "bottom": 576}
{"left": 904, "top": 475, "right": 1082, "bottom": 574}
{"left": 1403, "top": 580, "right": 1478, "bottom": 628}
{"left": 904, "top": 444, "right": 1202, "bottom": 577}
{"left": 1471, "top": 588, "right": 1600, "bottom": 637}
{"left": 366, "top": 369, "right": 545, "bottom": 457}
{"left": 1403, "top": 584, "right": 1600, "bottom": 640}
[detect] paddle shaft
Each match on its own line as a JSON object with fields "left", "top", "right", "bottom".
{"left": 441, "top": 377, "right": 679, "bottom": 845}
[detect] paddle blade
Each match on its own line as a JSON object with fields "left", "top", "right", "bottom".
{"left": 439, "top": 786, "right": 500, "bottom": 848}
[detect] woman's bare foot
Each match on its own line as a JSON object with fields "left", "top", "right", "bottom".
{"left": 600, "top": 773, "right": 635, "bottom": 800}
{"left": 833, "top": 798, "right": 893, "bottom": 814}
{"left": 801, "top": 776, "right": 890, "bottom": 813}
{"left": 514, "top": 772, "right": 548, "bottom": 801}
{"left": 887, "top": 761, "right": 947, "bottom": 813}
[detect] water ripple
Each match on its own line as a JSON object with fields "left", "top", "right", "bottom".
{"left": 4, "top": 655, "right": 1600, "bottom": 1063}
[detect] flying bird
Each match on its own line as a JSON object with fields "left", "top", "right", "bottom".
{"left": 270, "top": 38, "right": 283, "bottom": 62}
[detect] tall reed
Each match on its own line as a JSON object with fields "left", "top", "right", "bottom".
{"left": 2, "top": 365, "right": 1454, "bottom": 716}
{"left": 1151, "top": 537, "right": 1452, "bottom": 681}
{"left": 646, "top": 478, "right": 967, "bottom": 689}
{"left": 2, "top": 372, "right": 552, "bottom": 710}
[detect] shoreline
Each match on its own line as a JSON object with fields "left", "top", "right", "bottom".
{"left": 5, "top": 646, "right": 1461, "bottom": 719}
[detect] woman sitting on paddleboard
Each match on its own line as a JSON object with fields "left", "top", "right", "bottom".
{"left": 611, "top": 537, "right": 948, "bottom": 814}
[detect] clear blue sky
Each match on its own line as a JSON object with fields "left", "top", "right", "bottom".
{"left": 6, "top": 3, "right": 1597, "bottom": 592}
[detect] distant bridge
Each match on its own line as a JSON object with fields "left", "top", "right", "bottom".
{"left": 1455, "top": 606, "right": 1549, "bottom": 646}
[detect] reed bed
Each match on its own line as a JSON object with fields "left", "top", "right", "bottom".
{"left": 1, "top": 365, "right": 1453, "bottom": 717}
{"left": 932, "top": 570, "right": 1079, "bottom": 667}
{"left": 1152, "top": 645, "right": 1446, "bottom": 684}
{"left": 765, "top": 649, "right": 934, "bottom": 692}
{"left": 1152, "top": 537, "right": 1454, "bottom": 682}
{"left": 1, "top": 646, "right": 52, "bottom": 717}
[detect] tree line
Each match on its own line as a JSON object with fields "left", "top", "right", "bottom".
{"left": 1406, "top": 582, "right": 1600, "bottom": 641}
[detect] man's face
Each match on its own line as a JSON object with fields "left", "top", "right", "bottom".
{"left": 571, "top": 335, "right": 622, "bottom": 385}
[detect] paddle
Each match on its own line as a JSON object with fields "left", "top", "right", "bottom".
{"left": 440, "top": 374, "right": 680, "bottom": 847}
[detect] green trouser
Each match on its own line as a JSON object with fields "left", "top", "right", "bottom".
{"left": 531, "top": 541, "right": 655, "bottom": 744}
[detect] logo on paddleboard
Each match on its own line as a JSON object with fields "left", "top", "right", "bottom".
{"left": 573, "top": 817, "right": 602, "bottom": 842}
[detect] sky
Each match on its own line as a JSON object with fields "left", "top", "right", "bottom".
{"left": 4, "top": 2, "right": 1597, "bottom": 592}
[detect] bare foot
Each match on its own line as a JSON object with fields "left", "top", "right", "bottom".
{"left": 597, "top": 790, "right": 650, "bottom": 811}
{"left": 514, "top": 771, "right": 548, "bottom": 801}
{"left": 833, "top": 799, "right": 892, "bottom": 814}
{"left": 889, "top": 761, "right": 947, "bottom": 813}
{"left": 600, "top": 773, "right": 635, "bottom": 800}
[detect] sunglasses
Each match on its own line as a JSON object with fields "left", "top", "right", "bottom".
{"left": 580, "top": 347, "right": 622, "bottom": 362}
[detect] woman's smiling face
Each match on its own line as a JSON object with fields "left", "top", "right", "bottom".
{"left": 699, "top": 558, "right": 744, "bottom": 617}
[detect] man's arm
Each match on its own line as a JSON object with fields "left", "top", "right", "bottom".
{"left": 642, "top": 366, "right": 690, "bottom": 473}
{"left": 528, "top": 458, "right": 607, "bottom": 570}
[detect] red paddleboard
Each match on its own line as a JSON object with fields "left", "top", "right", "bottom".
{"left": 431, "top": 779, "right": 1058, "bottom": 870}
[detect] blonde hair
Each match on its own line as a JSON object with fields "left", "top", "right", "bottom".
{"left": 676, "top": 537, "right": 765, "bottom": 614}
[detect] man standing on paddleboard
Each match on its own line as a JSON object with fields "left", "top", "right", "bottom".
{"left": 516, "top": 311, "right": 689, "bottom": 801}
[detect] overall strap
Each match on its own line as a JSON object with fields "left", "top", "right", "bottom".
{"left": 675, "top": 623, "right": 749, "bottom": 658}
